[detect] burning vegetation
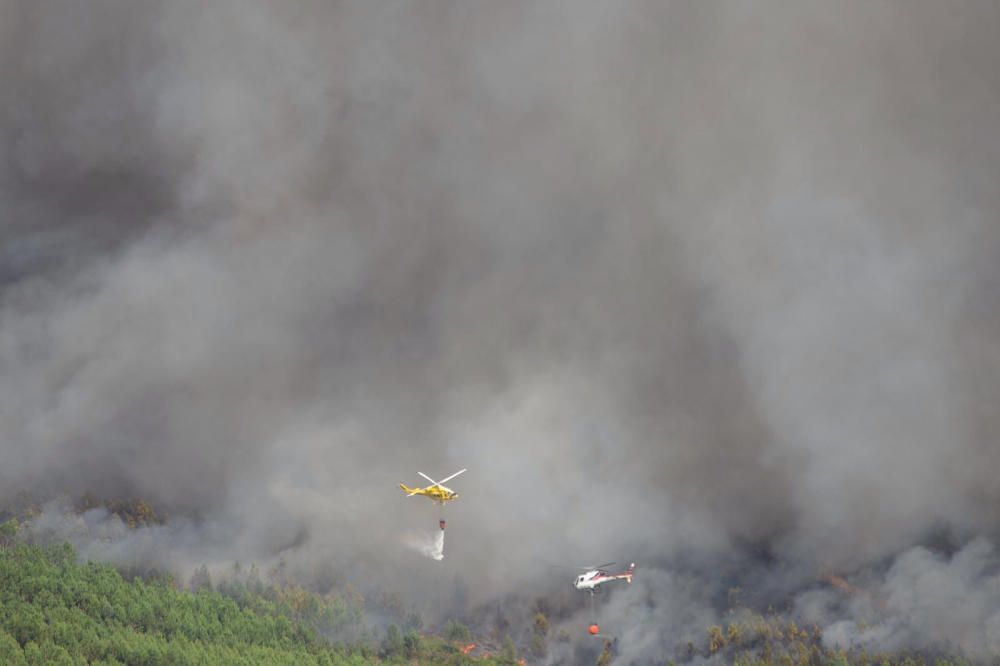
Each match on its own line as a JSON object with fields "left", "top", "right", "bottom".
{"left": 0, "top": 500, "right": 992, "bottom": 665}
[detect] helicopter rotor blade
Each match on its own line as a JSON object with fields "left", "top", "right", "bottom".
{"left": 578, "top": 562, "right": 616, "bottom": 570}
{"left": 417, "top": 472, "right": 439, "bottom": 487}
{"left": 437, "top": 468, "right": 467, "bottom": 485}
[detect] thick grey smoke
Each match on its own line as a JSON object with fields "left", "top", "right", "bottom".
{"left": 3, "top": 0, "right": 1000, "bottom": 660}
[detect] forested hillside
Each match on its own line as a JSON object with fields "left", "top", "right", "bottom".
{"left": 0, "top": 520, "right": 985, "bottom": 664}
{"left": 0, "top": 534, "right": 511, "bottom": 665}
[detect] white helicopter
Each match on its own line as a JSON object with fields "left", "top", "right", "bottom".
{"left": 574, "top": 562, "right": 635, "bottom": 593}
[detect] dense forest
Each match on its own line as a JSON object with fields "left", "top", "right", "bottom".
{"left": 0, "top": 532, "right": 983, "bottom": 665}
{"left": 0, "top": 520, "right": 518, "bottom": 665}
{"left": 0, "top": 514, "right": 981, "bottom": 665}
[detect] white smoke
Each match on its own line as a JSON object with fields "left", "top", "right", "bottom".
{"left": 19, "top": 500, "right": 238, "bottom": 580}
{"left": 816, "top": 539, "right": 1000, "bottom": 660}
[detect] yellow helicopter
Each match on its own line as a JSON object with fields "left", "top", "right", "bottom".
{"left": 399, "top": 468, "right": 466, "bottom": 505}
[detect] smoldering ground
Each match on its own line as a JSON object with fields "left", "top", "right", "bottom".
{"left": 3, "top": 0, "right": 1000, "bottom": 661}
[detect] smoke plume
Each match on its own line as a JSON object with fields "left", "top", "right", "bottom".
{"left": 3, "top": 0, "right": 1000, "bottom": 661}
